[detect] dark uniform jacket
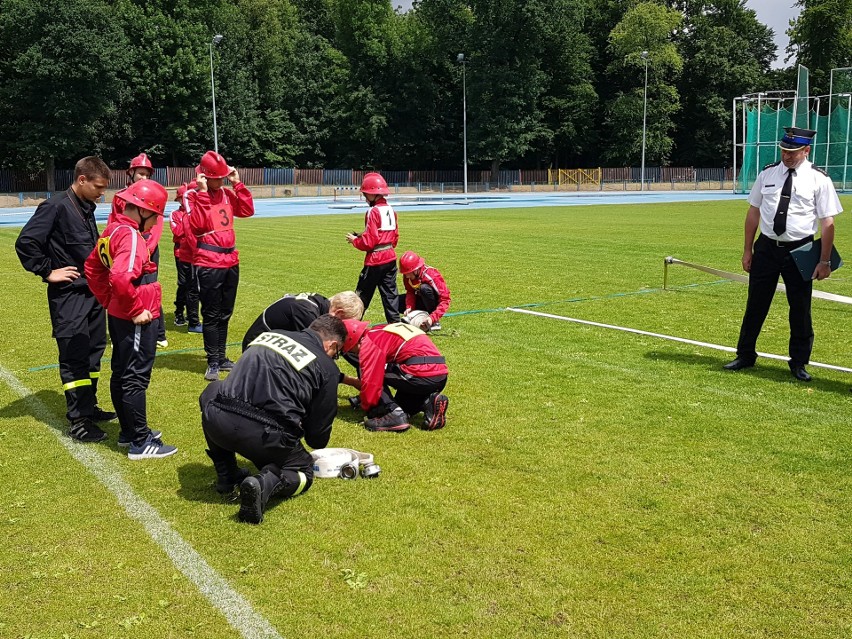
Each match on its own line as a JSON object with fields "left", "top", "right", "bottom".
{"left": 16, "top": 189, "right": 100, "bottom": 290}
{"left": 242, "top": 294, "right": 330, "bottom": 351}
{"left": 220, "top": 328, "right": 338, "bottom": 449}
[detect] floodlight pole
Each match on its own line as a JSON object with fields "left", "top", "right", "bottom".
{"left": 640, "top": 51, "right": 649, "bottom": 192}
{"left": 843, "top": 94, "right": 852, "bottom": 190}
{"left": 457, "top": 53, "right": 468, "bottom": 194}
{"left": 210, "top": 34, "right": 224, "bottom": 153}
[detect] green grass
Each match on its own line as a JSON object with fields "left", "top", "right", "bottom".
{"left": 1, "top": 199, "right": 851, "bottom": 638}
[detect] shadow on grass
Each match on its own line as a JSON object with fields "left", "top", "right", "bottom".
{"left": 646, "top": 350, "right": 852, "bottom": 395}
{"left": 175, "top": 461, "right": 251, "bottom": 504}
{"left": 152, "top": 351, "right": 209, "bottom": 374}
{"left": 0, "top": 388, "right": 67, "bottom": 430}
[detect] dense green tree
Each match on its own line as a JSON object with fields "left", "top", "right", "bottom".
{"left": 787, "top": 0, "right": 852, "bottom": 95}
{"left": 0, "top": 0, "right": 129, "bottom": 177}
{"left": 603, "top": 1, "right": 684, "bottom": 165}
{"left": 671, "top": 0, "right": 776, "bottom": 166}
{"left": 109, "top": 0, "right": 211, "bottom": 166}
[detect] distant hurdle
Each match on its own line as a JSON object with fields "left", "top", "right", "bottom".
{"left": 333, "top": 186, "right": 362, "bottom": 201}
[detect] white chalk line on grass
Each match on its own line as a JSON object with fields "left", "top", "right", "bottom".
{"left": 0, "top": 364, "right": 284, "bottom": 639}
{"left": 507, "top": 307, "right": 852, "bottom": 374}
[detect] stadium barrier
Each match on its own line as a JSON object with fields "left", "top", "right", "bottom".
{"left": 0, "top": 166, "right": 738, "bottom": 207}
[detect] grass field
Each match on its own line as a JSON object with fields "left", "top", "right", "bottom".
{"left": 1, "top": 198, "right": 851, "bottom": 639}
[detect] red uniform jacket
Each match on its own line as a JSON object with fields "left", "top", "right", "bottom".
{"left": 84, "top": 214, "right": 162, "bottom": 321}
{"left": 358, "top": 323, "right": 448, "bottom": 412}
{"left": 404, "top": 264, "right": 451, "bottom": 324}
{"left": 109, "top": 191, "right": 163, "bottom": 255}
{"left": 351, "top": 197, "right": 398, "bottom": 266}
{"left": 187, "top": 183, "right": 254, "bottom": 268}
{"left": 169, "top": 199, "right": 196, "bottom": 263}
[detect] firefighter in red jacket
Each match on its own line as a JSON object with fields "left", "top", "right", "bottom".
{"left": 84, "top": 180, "right": 178, "bottom": 460}
{"left": 187, "top": 151, "right": 255, "bottom": 381}
{"left": 345, "top": 173, "right": 400, "bottom": 324}
{"left": 342, "top": 319, "right": 449, "bottom": 432}
{"left": 170, "top": 181, "right": 200, "bottom": 331}
{"left": 108, "top": 153, "right": 168, "bottom": 348}
{"left": 398, "top": 250, "right": 451, "bottom": 331}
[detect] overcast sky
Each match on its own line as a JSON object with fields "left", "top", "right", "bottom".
{"left": 394, "top": 1, "right": 801, "bottom": 70}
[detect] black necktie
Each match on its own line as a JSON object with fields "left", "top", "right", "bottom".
{"left": 773, "top": 168, "right": 794, "bottom": 236}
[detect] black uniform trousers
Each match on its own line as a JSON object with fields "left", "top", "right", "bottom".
{"left": 47, "top": 286, "right": 107, "bottom": 423}
{"left": 396, "top": 284, "right": 439, "bottom": 315}
{"left": 197, "top": 265, "right": 239, "bottom": 366}
{"left": 373, "top": 369, "right": 447, "bottom": 417}
{"left": 174, "top": 258, "right": 200, "bottom": 325}
{"left": 108, "top": 315, "right": 157, "bottom": 445}
{"left": 357, "top": 261, "right": 400, "bottom": 323}
{"left": 735, "top": 234, "right": 814, "bottom": 366}
{"left": 200, "top": 381, "right": 313, "bottom": 498}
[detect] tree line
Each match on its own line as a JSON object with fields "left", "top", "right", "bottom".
{"left": 0, "top": 0, "right": 844, "bottom": 176}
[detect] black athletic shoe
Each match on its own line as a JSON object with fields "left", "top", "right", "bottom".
{"left": 364, "top": 407, "right": 411, "bottom": 432}
{"left": 174, "top": 314, "right": 187, "bottom": 327}
{"left": 218, "top": 358, "right": 236, "bottom": 371}
{"left": 92, "top": 406, "right": 117, "bottom": 422}
{"left": 238, "top": 476, "right": 264, "bottom": 524}
{"left": 422, "top": 393, "right": 449, "bottom": 431}
{"left": 68, "top": 418, "right": 108, "bottom": 443}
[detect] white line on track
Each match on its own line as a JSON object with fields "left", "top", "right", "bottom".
{"left": 507, "top": 307, "right": 852, "bottom": 374}
{"left": 0, "top": 364, "right": 284, "bottom": 639}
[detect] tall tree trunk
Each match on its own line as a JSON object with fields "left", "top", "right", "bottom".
{"left": 491, "top": 158, "right": 500, "bottom": 186}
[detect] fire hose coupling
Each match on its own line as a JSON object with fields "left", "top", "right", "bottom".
{"left": 311, "top": 448, "right": 381, "bottom": 480}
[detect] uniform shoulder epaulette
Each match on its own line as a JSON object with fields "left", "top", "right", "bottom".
{"left": 813, "top": 165, "right": 829, "bottom": 176}
{"left": 763, "top": 161, "right": 781, "bottom": 170}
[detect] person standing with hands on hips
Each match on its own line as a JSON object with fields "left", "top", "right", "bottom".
{"left": 15, "top": 156, "right": 115, "bottom": 443}
{"left": 724, "top": 127, "right": 842, "bottom": 382}
{"left": 346, "top": 172, "right": 400, "bottom": 324}
{"left": 187, "top": 151, "right": 255, "bottom": 382}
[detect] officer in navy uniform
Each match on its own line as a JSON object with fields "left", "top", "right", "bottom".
{"left": 724, "top": 127, "right": 842, "bottom": 381}
{"left": 199, "top": 314, "right": 347, "bottom": 524}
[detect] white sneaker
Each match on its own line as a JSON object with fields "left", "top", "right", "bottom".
{"left": 128, "top": 434, "right": 178, "bottom": 460}
{"left": 156, "top": 339, "right": 169, "bottom": 349}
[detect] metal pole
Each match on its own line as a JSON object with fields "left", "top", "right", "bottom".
{"left": 210, "top": 35, "right": 223, "bottom": 153}
{"left": 844, "top": 95, "right": 851, "bottom": 190}
{"left": 458, "top": 53, "right": 468, "bottom": 194}
{"left": 641, "top": 51, "right": 649, "bottom": 192}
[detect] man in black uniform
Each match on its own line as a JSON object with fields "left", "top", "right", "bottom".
{"left": 200, "top": 314, "right": 347, "bottom": 524}
{"left": 16, "top": 157, "right": 115, "bottom": 442}
{"left": 241, "top": 291, "right": 363, "bottom": 352}
{"left": 724, "top": 127, "right": 842, "bottom": 381}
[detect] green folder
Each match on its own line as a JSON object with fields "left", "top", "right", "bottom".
{"left": 789, "top": 238, "right": 843, "bottom": 281}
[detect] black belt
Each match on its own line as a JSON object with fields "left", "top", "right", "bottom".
{"left": 133, "top": 272, "right": 158, "bottom": 285}
{"left": 401, "top": 356, "right": 446, "bottom": 366}
{"left": 212, "top": 394, "right": 299, "bottom": 442}
{"left": 764, "top": 234, "right": 813, "bottom": 249}
{"left": 197, "top": 241, "right": 235, "bottom": 254}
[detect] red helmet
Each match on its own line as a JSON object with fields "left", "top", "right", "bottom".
{"left": 175, "top": 180, "right": 198, "bottom": 200}
{"left": 399, "top": 251, "right": 425, "bottom": 275}
{"left": 116, "top": 180, "right": 168, "bottom": 216}
{"left": 195, "top": 151, "right": 231, "bottom": 179}
{"left": 342, "top": 319, "right": 369, "bottom": 353}
{"left": 360, "top": 172, "right": 389, "bottom": 195}
{"left": 127, "top": 153, "right": 154, "bottom": 175}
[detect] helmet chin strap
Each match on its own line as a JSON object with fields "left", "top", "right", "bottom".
{"left": 138, "top": 212, "right": 156, "bottom": 233}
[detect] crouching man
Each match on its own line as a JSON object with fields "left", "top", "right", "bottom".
{"left": 342, "top": 319, "right": 449, "bottom": 432}
{"left": 200, "top": 315, "right": 347, "bottom": 524}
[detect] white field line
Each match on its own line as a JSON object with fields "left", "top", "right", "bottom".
{"left": 506, "top": 307, "right": 852, "bottom": 374}
{"left": 0, "top": 364, "right": 284, "bottom": 639}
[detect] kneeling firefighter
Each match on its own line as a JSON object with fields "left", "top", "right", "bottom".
{"left": 199, "top": 314, "right": 347, "bottom": 524}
